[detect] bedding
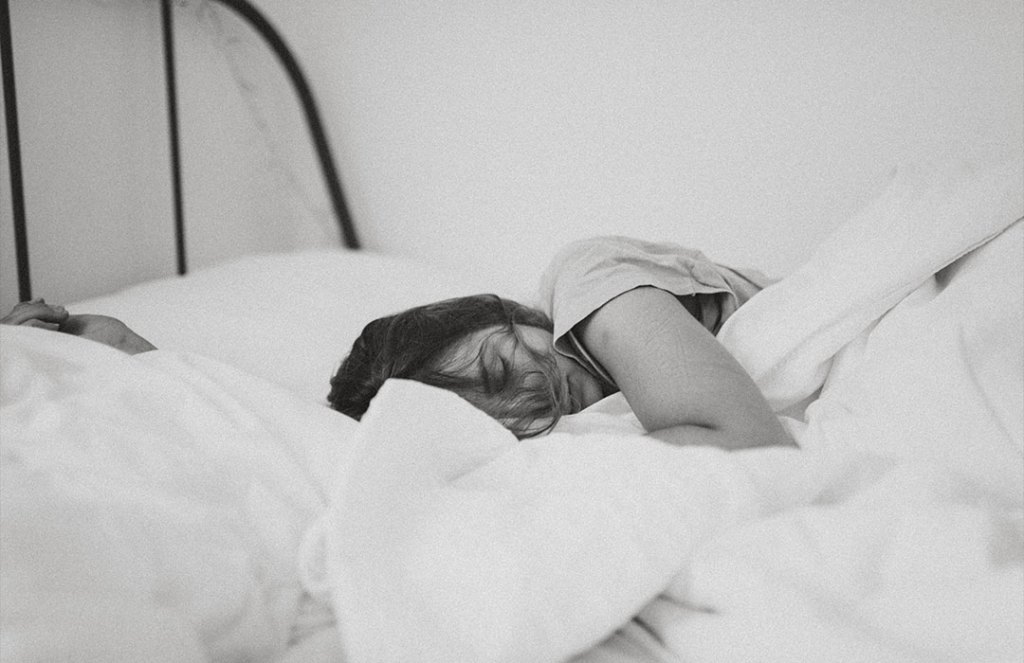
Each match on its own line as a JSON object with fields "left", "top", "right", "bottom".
{"left": 2, "top": 250, "right": 513, "bottom": 660}
{"left": 300, "top": 159, "right": 1023, "bottom": 663}
{"left": 67, "top": 250, "right": 518, "bottom": 405}
{"left": 1, "top": 158, "right": 1021, "bottom": 663}
{"left": 0, "top": 327, "right": 356, "bottom": 660}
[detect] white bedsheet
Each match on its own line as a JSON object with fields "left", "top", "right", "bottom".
{"left": 303, "top": 159, "right": 1023, "bottom": 663}
{"left": 0, "top": 328, "right": 356, "bottom": 661}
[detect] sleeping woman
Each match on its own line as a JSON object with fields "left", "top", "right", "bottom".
{"left": 2, "top": 236, "right": 793, "bottom": 449}
{"left": 329, "top": 235, "right": 795, "bottom": 449}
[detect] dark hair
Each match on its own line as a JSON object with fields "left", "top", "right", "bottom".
{"left": 328, "top": 294, "right": 567, "bottom": 438}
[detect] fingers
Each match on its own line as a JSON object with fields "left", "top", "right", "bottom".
{"left": 0, "top": 298, "right": 70, "bottom": 326}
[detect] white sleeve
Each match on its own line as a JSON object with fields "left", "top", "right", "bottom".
{"left": 540, "top": 234, "right": 764, "bottom": 341}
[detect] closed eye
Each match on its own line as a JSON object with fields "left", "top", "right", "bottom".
{"left": 476, "top": 344, "right": 513, "bottom": 393}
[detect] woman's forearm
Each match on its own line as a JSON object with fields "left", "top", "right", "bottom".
{"left": 1, "top": 301, "right": 156, "bottom": 356}
{"left": 61, "top": 314, "right": 157, "bottom": 355}
{"left": 576, "top": 287, "right": 793, "bottom": 448}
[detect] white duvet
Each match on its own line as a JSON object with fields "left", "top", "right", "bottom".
{"left": 1, "top": 160, "right": 1021, "bottom": 663}
{"left": 302, "top": 160, "right": 1023, "bottom": 663}
{"left": 0, "top": 332, "right": 356, "bottom": 661}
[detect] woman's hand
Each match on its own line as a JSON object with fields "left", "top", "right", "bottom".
{"left": 1, "top": 299, "right": 156, "bottom": 355}
{"left": 60, "top": 314, "right": 157, "bottom": 355}
{"left": 0, "top": 298, "right": 69, "bottom": 329}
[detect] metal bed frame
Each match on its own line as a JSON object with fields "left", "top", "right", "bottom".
{"left": 0, "top": 0, "right": 360, "bottom": 302}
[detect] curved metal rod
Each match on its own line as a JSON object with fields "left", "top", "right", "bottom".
{"left": 207, "top": 0, "right": 360, "bottom": 249}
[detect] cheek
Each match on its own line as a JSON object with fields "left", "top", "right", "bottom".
{"left": 553, "top": 356, "right": 577, "bottom": 382}
{"left": 553, "top": 357, "right": 599, "bottom": 409}
{"left": 577, "top": 374, "right": 605, "bottom": 409}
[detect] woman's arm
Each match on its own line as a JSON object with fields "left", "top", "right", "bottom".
{"left": 575, "top": 286, "right": 793, "bottom": 448}
{"left": 61, "top": 314, "right": 157, "bottom": 355}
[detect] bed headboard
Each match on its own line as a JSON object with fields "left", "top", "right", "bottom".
{"left": 0, "top": 0, "right": 360, "bottom": 303}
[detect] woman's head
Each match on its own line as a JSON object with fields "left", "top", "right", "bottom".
{"left": 328, "top": 294, "right": 601, "bottom": 437}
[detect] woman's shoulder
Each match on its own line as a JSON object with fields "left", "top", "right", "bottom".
{"left": 539, "top": 235, "right": 717, "bottom": 294}
{"left": 549, "top": 234, "right": 706, "bottom": 261}
{"left": 535, "top": 235, "right": 710, "bottom": 326}
{"left": 542, "top": 235, "right": 707, "bottom": 279}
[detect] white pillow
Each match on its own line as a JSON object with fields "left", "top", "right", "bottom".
{"left": 70, "top": 249, "right": 519, "bottom": 403}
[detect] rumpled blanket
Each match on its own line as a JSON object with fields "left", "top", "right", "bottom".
{"left": 301, "top": 159, "right": 1023, "bottom": 663}
{"left": 0, "top": 331, "right": 356, "bottom": 661}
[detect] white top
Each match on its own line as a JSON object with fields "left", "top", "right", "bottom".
{"left": 536, "top": 235, "right": 773, "bottom": 387}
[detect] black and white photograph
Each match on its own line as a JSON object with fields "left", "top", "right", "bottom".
{"left": 1, "top": 1, "right": 1021, "bottom": 661}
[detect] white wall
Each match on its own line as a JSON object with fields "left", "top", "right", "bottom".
{"left": 2, "top": 0, "right": 174, "bottom": 312}
{"left": 170, "top": 2, "right": 336, "bottom": 270}
{"left": 0, "top": 0, "right": 332, "bottom": 313}
{"left": 271, "top": 0, "right": 1023, "bottom": 292}
{"left": 2, "top": 0, "right": 1022, "bottom": 313}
